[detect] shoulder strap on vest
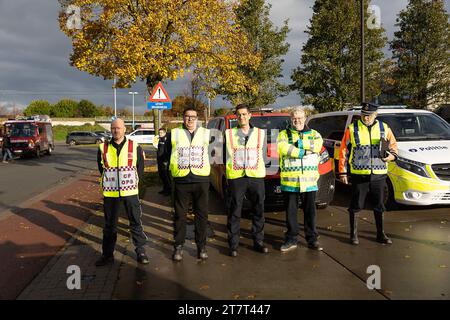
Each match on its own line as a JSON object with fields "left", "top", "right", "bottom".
{"left": 102, "top": 142, "right": 109, "bottom": 168}
{"left": 353, "top": 121, "right": 360, "bottom": 146}
{"left": 127, "top": 139, "right": 134, "bottom": 167}
{"left": 378, "top": 120, "right": 385, "bottom": 139}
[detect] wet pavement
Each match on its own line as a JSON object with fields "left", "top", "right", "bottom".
{"left": 6, "top": 145, "right": 449, "bottom": 300}
{"left": 112, "top": 185, "right": 450, "bottom": 300}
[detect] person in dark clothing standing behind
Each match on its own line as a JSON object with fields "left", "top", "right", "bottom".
{"left": 95, "top": 118, "right": 149, "bottom": 266}
{"left": 167, "top": 108, "right": 211, "bottom": 261}
{"left": 154, "top": 128, "right": 172, "bottom": 195}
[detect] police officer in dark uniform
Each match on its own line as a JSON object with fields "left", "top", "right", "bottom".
{"left": 155, "top": 128, "right": 172, "bottom": 195}
{"left": 338, "top": 103, "right": 398, "bottom": 245}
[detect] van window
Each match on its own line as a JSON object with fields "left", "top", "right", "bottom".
{"left": 143, "top": 130, "right": 155, "bottom": 135}
{"left": 378, "top": 113, "right": 450, "bottom": 141}
{"left": 10, "top": 123, "right": 35, "bottom": 137}
{"left": 207, "top": 119, "right": 217, "bottom": 129}
{"left": 308, "top": 116, "right": 348, "bottom": 140}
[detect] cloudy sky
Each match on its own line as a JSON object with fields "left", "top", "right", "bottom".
{"left": 0, "top": 0, "right": 448, "bottom": 114}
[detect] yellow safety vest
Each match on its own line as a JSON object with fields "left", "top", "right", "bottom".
{"left": 169, "top": 126, "right": 210, "bottom": 177}
{"left": 99, "top": 139, "right": 139, "bottom": 197}
{"left": 277, "top": 128, "right": 323, "bottom": 193}
{"left": 225, "top": 127, "right": 266, "bottom": 179}
{"left": 348, "top": 120, "right": 389, "bottom": 175}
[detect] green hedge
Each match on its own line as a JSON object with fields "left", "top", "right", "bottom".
{"left": 53, "top": 124, "right": 108, "bottom": 141}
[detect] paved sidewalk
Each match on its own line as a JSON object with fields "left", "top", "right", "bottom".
{"left": 0, "top": 170, "right": 102, "bottom": 299}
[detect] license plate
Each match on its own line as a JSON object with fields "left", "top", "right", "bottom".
{"left": 274, "top": 186, "right": 282, "bottom": 194}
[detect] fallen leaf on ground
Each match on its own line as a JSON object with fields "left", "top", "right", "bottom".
{"left": 246, "top": 294, "right": 256, "bottom": 299}
{"left": 233, "top": 294, "right": 240, "bottom": 300}
{"left": 404, "top": 255, "right": 411, "bottom": 259}
{"left": 439, "top": 265, "right": 447, "bottom": 268}
{"left": 199, "top": 285, "right": 210, "bottom": 290}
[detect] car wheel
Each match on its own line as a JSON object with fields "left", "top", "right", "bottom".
{"left": 69, "top": 140, "right": 76, "bottom": 146}
{"left": 46, "top": 145, "right": 53, "bottom": 155}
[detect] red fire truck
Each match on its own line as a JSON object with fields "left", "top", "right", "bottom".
{"left": 4, "top": 115, "right": 54, "bottom": 158}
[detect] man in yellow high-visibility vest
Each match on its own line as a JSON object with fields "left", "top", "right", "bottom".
{"left": 96, "top": 118, "right": 149, "bottom": 266}
{"left": 225, "top": 104, "right": 268, "bottom": 257}
{"left": 167, "top": 108, "right": 211, "bottom": 261}
{"left": 277, "top": 107, "right": 324, "bottom": 252}
{"left": 339, "top": 103, "right": 398, "bottom": 245}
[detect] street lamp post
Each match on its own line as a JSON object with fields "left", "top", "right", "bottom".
{"left": 128, "top": 91, "right": 138, "bottom": 130}
{"left": 360, "top": 0, "right": 365, "bottom": 104}
{"left": 113, "top": 76, "right": 117, "bottom": 117}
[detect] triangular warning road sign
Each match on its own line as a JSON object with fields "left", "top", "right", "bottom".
{"left": 149, "top": 82, "right": 171, "bottom": 102}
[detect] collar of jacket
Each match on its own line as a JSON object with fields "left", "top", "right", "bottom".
{"left": 288, "top": 125, "right": 311, "bottom": 133}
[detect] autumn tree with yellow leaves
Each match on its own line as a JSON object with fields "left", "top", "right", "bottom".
{"left": 58, "top": 0, "right": 261, "bottom": 97}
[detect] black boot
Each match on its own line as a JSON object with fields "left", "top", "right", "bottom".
{"left": 374, "top": 212, "right": 392, "bottom": 244}
{"left": 349, "top": 211, "right": 359, "bottom": 245}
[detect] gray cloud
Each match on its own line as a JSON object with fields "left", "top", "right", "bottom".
{"left": 0, "top": 0, "right": 448, "bottom": 113}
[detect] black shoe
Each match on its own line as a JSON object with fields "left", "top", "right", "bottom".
{"left": 307, "top": 242, "right": 323, "bottom": 251}
{"left": 253, "top": 242, "right": 269, "bottom": 254}
{"left": 172, "top": 245, "right": 183, "bottom": 261}
{"left": 229, "top": 249, "right": 238, "bottom": 257}
{"left": 137, "top": 252, "right": 149, "bottom": 264}
{"left": 197, "top": 247, "right": 208, "bottom": 260}
{"left": 376, "top": 233, "right": 393, "bottom": 244}
{"left": 95, "top": 255, "right": 114, "bottom": 267}
{"left": 280, "top": 240, "right": 298, "bottom": 252}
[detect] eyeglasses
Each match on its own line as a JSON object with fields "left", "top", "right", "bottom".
{"left": 184, "top": 115, "right": 197, "bottom": 120}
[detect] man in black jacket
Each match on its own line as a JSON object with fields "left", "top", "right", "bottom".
{"left": 155, "top": 128, "right": 172, "bottom": 195}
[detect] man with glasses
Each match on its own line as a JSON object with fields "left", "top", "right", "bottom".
{"left": 277, "top": 107, "right": 324, "bottom": 252}
{"left": 225, "top": 104, "right": 268, "bottom": 257}
{"left": 339, "top": 102, "right": 398, "bottom": 245}
{"left": 166, "top": 108, "right": 211, "bottom": 261}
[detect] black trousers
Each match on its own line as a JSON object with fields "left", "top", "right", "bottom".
{"left": 227, "top": 177, "right": 265, "bottom": 249}
{"left": 102, "top": 195, "right": 148, "bottom": 257}
{"left": 284, "top": 191, "right": 318, "bottom": 244}
{"left": 349, "top": 175, "right": 386, "bottom": 214}
{"left": 157, "top": 160, "right": 172, "bottom": 192}
{"left": 173, "top": 182, "right": 209, "bottom": 248}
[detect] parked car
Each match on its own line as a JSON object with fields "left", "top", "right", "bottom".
{"left": 126, "top": 129, "right": 155, "bottom": 144}
{"left": 66, "top": 131, "right": 104, "bottom": 146}
{"left": 94, "top": 130, "right": 112, "bottom": 140}
{"left": 4, "top": 115, "right": 54, "bottom": 158}
{"left": 307, "top": 106, "right": 450, "bottom": 207}
{"left": 207, "top": 110, "right": 335, "bottom": 210}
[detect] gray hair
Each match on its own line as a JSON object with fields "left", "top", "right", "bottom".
{"left": 290, "top": 106, "right": 306, "bottom": 117}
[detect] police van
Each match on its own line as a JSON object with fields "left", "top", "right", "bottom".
{"left": 307, "top": 106, "right": 450, "bottom": 206}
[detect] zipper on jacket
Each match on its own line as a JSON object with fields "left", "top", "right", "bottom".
{"left": 300, "top": 132, "right": 304, "bottom": 174}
